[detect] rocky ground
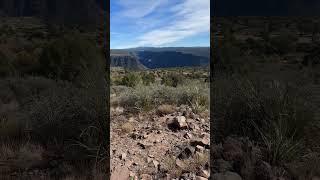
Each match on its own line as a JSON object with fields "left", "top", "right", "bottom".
{"left": 110, "top": 105, "right": 320, "bottom": 180}
{"left": 110, "top": 105, "right": 210, "bottom": 180}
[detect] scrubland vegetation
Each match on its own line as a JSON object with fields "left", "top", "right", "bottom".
{"left": 211, "top": 17, "right": 320, "bottom": 180}
{"left": 111, "top": 68, "right": 209, "bottom": 113}
{"left": 110, "top": 67, "right": 210, "bottom": 179}
{"left": 0, "top": 19, "right": 107, "bottom": 179}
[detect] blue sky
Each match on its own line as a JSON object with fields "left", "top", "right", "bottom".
{"left": 110, "top": 0, "right": 210, "bottom": 49}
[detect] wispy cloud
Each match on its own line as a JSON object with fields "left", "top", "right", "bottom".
{"left": 115, "top": 0, "right": 165, "bottom": 18}
{"left": 111, "top": 0, "right": 210, "bottom": 48}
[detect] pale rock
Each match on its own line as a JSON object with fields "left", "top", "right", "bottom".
{"left": 148, "top": 154, "right": 154, "bottom": 158}
{"left": 200, "top": 118, "right": 206, "bottom": 124}
{"left": 128, "top": 117, "right": 135, "bottom": 122}
{"left": 186, "top": 118, "right": 194, "bottom": 124}
{"left": 176, "top": 159, "right": 186, "bottom": 169}
{"left": 189, "top": 123, "right": 200, "bottom": 130}
{"left": 199, "top": 170, "right": 210, "bottom": 178}
{"left": 196, "top": 176, "right": 208, "bottom": 180}
{"left": 153, "top": 160, "right": 159, "bottom": 169}
{"left": 190, "top": 138, "right": 210, "bottom": 147}
{"left": 184, "top": 132, "right": 193, "bottom": 139}
{"left": 196, "top": 145, "right": 205, "bottom": 152}
{"left": 120, "top": 153, "right": 127, "bottom": 160}
{"left": 147, "top": 157, "right": 152, "bottom": 163}
{"left": 173, "top": 116, "right": 188, "bottom": 129}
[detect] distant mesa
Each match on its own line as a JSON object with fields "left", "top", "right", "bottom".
{"left": 110, "top": 47, "right": 210, "bottom": 70}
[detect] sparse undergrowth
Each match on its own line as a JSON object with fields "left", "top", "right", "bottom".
{"left": 213, "top": 73, "right": 320, "bottom": 177}
{"left": 112, "top": 79, "right": 209, "bottom": 113}
{"left": 0, "top": 29, "right": 108, "bottom": 179}
{"left": 110, "top": 68, "right": 210, "bottom": 179}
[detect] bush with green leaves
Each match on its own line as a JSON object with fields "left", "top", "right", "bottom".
{"left": 215, "top": 41, "right": 256, "bottom": 75}
{"left": 0, "top": 72, "right": 107, "bottom": 162}
{"left": 114, "top": 80, "right": 209, "bottom": 113}
{"left": 161, "top": 73, "right": 184, "bottom": 87}
{"left": 141, "top": 72, "right": 155, "bottom": 85}
{"left": 120, "top": 72, "right": 141, "bottom": 87}
{"left": 213, "top": 76, "right": 316, "bottom": 165}
{"left": 38, "top": 34, "right": 104, "bottom": 84}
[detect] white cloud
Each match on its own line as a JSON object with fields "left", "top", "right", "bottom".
{"left": 111, "top": 0, "right": 210, "bottom": 48}
{"left": 135, "top": 0, "right": 210, "bottom": 46}
{"left": 116, "top": 0, "right": 165, "bottom": 18}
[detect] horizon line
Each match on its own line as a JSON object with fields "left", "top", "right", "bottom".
{"left": 110, "top": 46, "right": 210, "bottom": 50}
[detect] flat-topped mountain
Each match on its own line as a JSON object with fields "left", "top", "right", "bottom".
{"left": 110, "top": 55, "right": 146, "bottom": 70}
{"left": 110, "top": 47, "right": 210, "bottom": 70}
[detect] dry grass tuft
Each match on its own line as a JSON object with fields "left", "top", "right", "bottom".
{"left": 156, "top": 104, "right": 175, "bottom": 116}
{"left": 120, "top": 122, "right": 134, "bottom": 134}
{"left": 162, "top": 155, "right": 183, "bottom": 178}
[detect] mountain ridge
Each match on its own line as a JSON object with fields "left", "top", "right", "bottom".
{"left": 110, "top": 47, "right": 210, "bottom": 70}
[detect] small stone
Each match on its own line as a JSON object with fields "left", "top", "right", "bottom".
{"left": 120, "top": 153, "right": 127, "bottom": 160}
{"left": 200, "top": 119, "right": 206, "bottom": 124}
{"left": 147, "top": 157, "right": 153, "bottom": 163}
{"left": 196, "top": 145, "right": 205, "bottom": 152}
{"left": 129, "top": 117, "right": 135, "bottom": 122}
{"left": 148, "top": 154, "right": 155, "bottom": 158}
{"left": 168, "top": 116, "right": 188, "bottom": 130}
{"left": 196, "top": 176, "right": 208, "bottom": 180}
{"left": 200, "top": 132, "right": 209, "bottom": 138}
{"left": 199, "top": 170, "right": 210, "bottom": 178}
{"left": 153, "top": 160, "right": 159, "bottom": 168}
{"left": 159, "top": 116, "right": 167, "bottom": 123}
{"left": 187, "top": 118, "right": 194, "bottom": 124}
{"left": 143, "top": 134, "right": 149, "bottom": 139}
{"left": 181, "top": 173, "right": 196, "bottom": 179}
{"left": 190, "top": 138, "right": 210, "bottom": 147}
{"left": 137, "top": 142, "right": 152, "bottom": 149}
{"left": 176, "top": 159, "right": 186, "bottom": 169}
{"left": 184, "top": 132, "right": 193, "bottom": 139}
{"left": 189, "top": 123, "right": 200, "bottom": 130}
